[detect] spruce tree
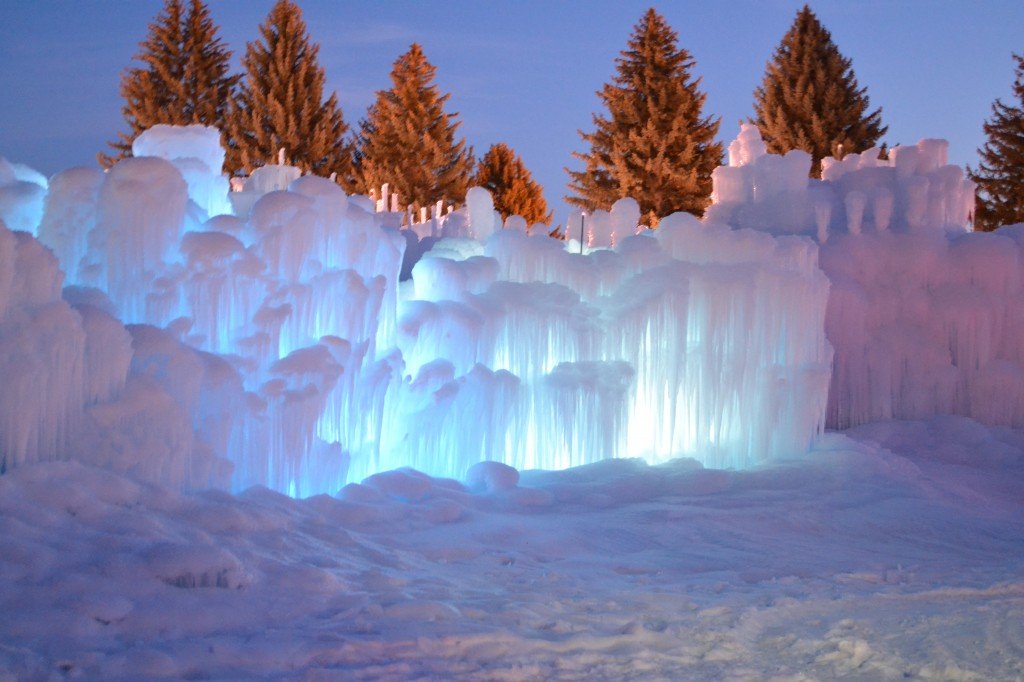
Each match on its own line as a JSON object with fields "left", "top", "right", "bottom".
{"left": 356, "top": 43, "right": 474, "bottom": 212}
{"left": 970, "top": 54, "right": 1024, "bottom": 232}
{"left": 228, "top": 0, "right": 355, "bottom": 185}
{"left": 752, "top": 5, "right": 886, "bottom": 177}
{"left": 566, "top": 9, "right": 722, "bottom": 226}
{"left": 474, "top": 144, "right": 551, "bottom": 225}
{"left": 100, "top": 0, "right": 238, "bottom": 169}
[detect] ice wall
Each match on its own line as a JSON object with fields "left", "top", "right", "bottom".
{"left": 821, "top": 227, "right": 1024, "bottom": 428}
{"left": 27, "top": 129, "right": 411, "bottom": 493}
{"left": 708, "top": 123, "right": 975, "bottom": 240}
{"left": 7, "top": 124, "right": 839, "bottom": 494}
{"left": 0, "top": 218, "right": 234, "bottom": 488}
{"left": 391, "top": 219, "right": 832, "bottom": 475}
{"left": 38, "top": 167, "right": 103, "bottom": 284}
{"left": 10, "top": 121, "right": 1013, "bottom": 498}
{"left": 133, "top": 124, "right": 232, "bottom": 218}
{"left": 713, "top": 125, "right": 1024, "bottom": 431}
{"left": 0, "top": 226, "right": 84, "bottom": 471}
{"left": 92, "top": 157, "right": 190, "bottom": 322}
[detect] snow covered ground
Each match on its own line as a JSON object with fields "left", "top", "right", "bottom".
{"left": 2, "top": 415, "right": 1022, "bottom": 680}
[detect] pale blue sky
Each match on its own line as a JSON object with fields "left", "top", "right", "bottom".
{"left": 1, "top": 1, "right": 1021, "bottom": 223}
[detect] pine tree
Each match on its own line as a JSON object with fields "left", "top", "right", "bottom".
{"left": 566, "top": 9, "right": 722, "bottom": 226}
{"left": 100, "top": 0, "right": 239, "bottom": 169}
{"left": 356, "top": 43, "right": 474, "bottom": 212}
{"left": 473, "top": 144, "right": 551, "bottom": 225}
{"left": 181, "top": 0, "right": 240, "bottom": 142}
{"left": 970, "top": 54, "right": 1024, "bottom": 232}
{"left": 228, "top": 0, "right": 355, "bottom": 185}
{"left": 752, "top": 5, "right": 886, "bottom": 177}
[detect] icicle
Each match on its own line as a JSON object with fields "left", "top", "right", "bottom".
{"left": 873, "top": 188, "right": 893, "bottom": 232}
{"left": 844, "top": 190, "right": 866, "bottom": 235}
{"left": 815, "top": 199, "right": 831, "bottom": 243}
{"left": 905, "top": 177, "right": 929, "bottom": 231}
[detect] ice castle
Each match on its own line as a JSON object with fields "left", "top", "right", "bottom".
{"left": 4, "top": 123, "right": 1023, "bottom": 497}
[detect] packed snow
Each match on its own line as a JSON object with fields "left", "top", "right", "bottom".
{"left": 1, "top": 418, "right": 1021, "bottom": 678}
{"left": 2, "top": 123, "right": 1023, "bottom": 678}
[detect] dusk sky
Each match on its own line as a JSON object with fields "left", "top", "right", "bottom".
{"left": 2, "top": 1, "right": 1022, "bottom": 224}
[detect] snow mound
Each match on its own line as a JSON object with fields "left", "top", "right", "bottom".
{"left": 466, "top": 460, "right": 519, "bottom": 492}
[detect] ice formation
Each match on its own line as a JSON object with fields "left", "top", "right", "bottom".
{"left": 0, "top": 220, "right": 230, "bottom": 488}
{"left": 3, "top": 122, "right": 1020, "bottom": 496}
{"left": 709, "top": 123, "right": 976, "bottom": 240}
{"left": 711, "top": 124, "right": 1024, "bottom": 430}
{"left": 0, "top": 157, "right": 47, "bottom": 235}
{"left": 821, "top": 227, "right": 1024, "bottom": 428}
{"left": 133, "top": 124, "right": 232, "bottom": 218}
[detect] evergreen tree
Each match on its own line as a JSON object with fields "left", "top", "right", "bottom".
{"left": 752, "top": 5, "right": 886, "bottom": 177}
{"left": 356, "top": 43, "right": 475, "bottom": 212}
{"left": 970, "top": 53, "right": 1024, "bottom": 232}
{"left": 228, "top": 0, "right": 355, "bottom": 185}
{"left": 100, "top": 0, "right": 239, "bottom": 169}
{"left": 566, "top": 9, "right": 722, "bottom": 226}
{"left": 474, "top": 144, "right": 551, "bottom": 225}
